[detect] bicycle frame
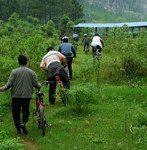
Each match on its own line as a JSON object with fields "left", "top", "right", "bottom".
{"left": 93, "top": 46, "right": 101, "bottom": 62}
{"left": 73, "top": 41, "right": 78, "bottom": 51}
{"left": 84, "top": 44, "right": 89, "bottom": 54}
{"left": 55, "top": 75, "right": 68, "bottom": 106}
{"left": 35, "top": 81, "right": 48, "bottom": 136}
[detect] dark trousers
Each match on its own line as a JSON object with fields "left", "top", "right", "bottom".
{"left": 66, "top": 57, "right": 73, "bottom": 80}
{"left": 92, "top": 45, "right": 102, "bottom": 54}
{"left": 12, "top": 98, "right": 31, "bottom": 131}
{"left": 49, "top": 75, "right": 70, "bottom": 104}
{"left": 84, "top": 43, "right": 89, "bottom": 51}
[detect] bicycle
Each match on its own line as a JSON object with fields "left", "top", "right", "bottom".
{"left": 73, "top": 41, "right": 78, "bottom": 51}
{"left": 84, "top": 44, "right": 89, "bottom": 54}
{"left": 55, "top": 75, "right": 69, "bottom": 106}
{"left": 92, "top": 46, "right": 101, "bottom": 63}
{"left": 35, "top": 81, "right": 48, "bottom": 136}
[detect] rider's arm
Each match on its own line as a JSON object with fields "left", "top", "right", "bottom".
{"left": 0, "top": 86, "right": 7, "bottom": 92}
{"left": 40, "top": 59, "right": 47, "bottom": 70}
{"left": 100, "top": 39, "right": 104, "bottom": 47}
{"left": 58, "top": 46, "right": 61, "bottom": 53}
{"left": 0, "top": 70, "right": 15, "bottom": 92}
{"left": 5, "top": 70, "right": 15, "bottom": 90}
{"left": 58, "top": 52, "right": 67, "bottom": 67}
{"left": 62, "top": 58, "right": 68, "bottom": 67}
{"left": 71, "top": 46, "right": 76, "bottom": 57}
{"left": 32, "top": 72, "right": 41, "bottom": 89}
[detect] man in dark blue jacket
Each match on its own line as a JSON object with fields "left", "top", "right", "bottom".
{"left": 59, "top": 36, "right": 76, "bottom": 80}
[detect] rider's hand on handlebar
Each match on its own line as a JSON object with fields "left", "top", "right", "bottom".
{"left": 0, "top": 86, "right": 5, "bottom": 92}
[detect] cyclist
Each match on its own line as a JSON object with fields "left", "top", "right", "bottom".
{"left": 82, "top": 34, "right": 89, "bottom": 52}
{"left": 73, "top": 32, "right": 79, "bottom": 42}
{"left": 59, "top": 36, "right": 76, "bottom": 80}
{"left": 91, "top": 33, "right": 104, "bottom": 55}
{"left": 72, "top": 32, "right": 79, "bottom": 50}
{"left": 40, "top": 46, "right": 70, "bottom": 105}
{"left": 0, "top": 55, "right": 40, "bottom": 135}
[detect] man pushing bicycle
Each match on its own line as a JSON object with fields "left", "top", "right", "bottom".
{"left": 0, "top": 55, "right": 40, "bottom": 135}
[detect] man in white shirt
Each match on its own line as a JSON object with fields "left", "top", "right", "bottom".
{"left": 91, "top": 33, "right": 104, "bottom": 54}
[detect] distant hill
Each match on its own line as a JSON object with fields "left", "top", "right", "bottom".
{"left": 79, "top": 0, "right": 147, "bottom": 22}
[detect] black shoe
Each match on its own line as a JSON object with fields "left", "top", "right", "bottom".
{"left": 17, "top": 129, "right": 22, "bottom": 135}
{"left": 20, "top": 124, "right": 28, "bottom": 135}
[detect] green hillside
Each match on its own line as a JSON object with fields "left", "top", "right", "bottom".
{"left": 80, "top": 0, "right": 147, "bottom": 22}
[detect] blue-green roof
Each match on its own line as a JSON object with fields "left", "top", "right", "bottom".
{"left": 74, "top": 22, "right": 147, "bottom": 28}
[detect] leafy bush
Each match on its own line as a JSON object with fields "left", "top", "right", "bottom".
{"left": 0, "top": 121, "right": 24, "bottom": 150}
{"left": 100, "top": 59, "right": 123, "bottom": 83}
{"left": 122, "top": 56, "right": 147, "bottom": 77}
{"left": 27, "top": 16, "right": 40, "bottom": 26}
{"left": 42, "top": 20, "right": 57, "bottom": 37}
{"left": 0, "top": 139, "right": 23, "bottom": 150}
{"left": 70, "top": 86, "right": 95, "bottom": 114}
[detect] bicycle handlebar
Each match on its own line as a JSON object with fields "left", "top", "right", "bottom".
{"left": 36, "top": 81, "right": 49, "bottom": 93}
{"left": 41, "top": 81, "right": 49, "bottom": 86}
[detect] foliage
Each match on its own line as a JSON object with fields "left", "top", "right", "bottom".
{"left": 60, "top": 15, "right": 74, "bottom": 35}
{"left": 102, "top": 27, "right": 147, "bottom": 83}
{"left": 0, "top": 0, "right": 83, "bottom": 25}
{"left": 69, "top": 85, "right": 98, "bottom": 114}
{"left": 0, "top": 122, "right": 24, "bottom": 150}
{"left": 26, "top": 16, "right": 40, "bottom": 26}
{"left": 122, "top": 56, "right": 147, "bottom": 77}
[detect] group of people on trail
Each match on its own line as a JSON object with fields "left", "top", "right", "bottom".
{"left": 0, "top": 34, "right": 77, "bottom": 135}
{"left": 0, "top": 31, "right": 104, "bottom": 135}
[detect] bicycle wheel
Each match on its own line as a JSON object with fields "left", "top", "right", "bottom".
{"left": 85, "top": 45, "right": 89, "bottom": 54}
{"left": 39, "top": 105, "right": 45, "bottom": 136}
{"left": 60, "top": 88, "right": 69, "bottom": 106}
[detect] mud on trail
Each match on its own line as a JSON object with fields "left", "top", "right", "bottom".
{"left": 21, "top": 137, "right": 39, "bottom": 150}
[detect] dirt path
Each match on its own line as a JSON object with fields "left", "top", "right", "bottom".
{"left": 21, "top": 137, "right": 39, "bottom": 150}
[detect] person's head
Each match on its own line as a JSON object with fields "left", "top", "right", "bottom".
{"left": 18, "top": 55, "right": 27, "bottom": 66}
{"left": 62, "top": 36, "right": 69, "bottom": 42}
{"left": 84, "top": 34, "right": 87, "bottom": 37}
{"left": 46, "top": 46, "right": 54, "bottom": 52}
{"left": 95, "top": 33, "right": 100, "bottom": 36}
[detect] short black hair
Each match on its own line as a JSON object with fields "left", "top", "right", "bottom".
{"left": 62, "top": 38, "right": 68, "bottom": 42}
{"left": 46, "top": 46, "right": 53, "bottom": 52}
{"left": 18, "top": 55, "right": 27, "bottom": 65}
{"left": 95, "top": 33, "right": 100, "bottom": 36}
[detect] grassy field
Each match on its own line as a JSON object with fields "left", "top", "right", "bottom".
{"left": 0, "top": 45, "right": 147, "bottom": 150}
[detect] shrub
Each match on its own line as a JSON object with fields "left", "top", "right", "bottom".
{"left": 122, "top": 56, "right": 147, "bottom": 77}
{"left": 0, "top": 138, "right": 24, "bottom": 150}
{"left": 27, "top": 16, "right": 40, "bottom": 26}
{"left": 70, "top": 86, "right": 95, "bottom": 114}
{"left": 100, "top": 59, "right": 123, "bottom": 83}
{"left": 41, "top": 20, "right": 57, "bottom": 37}
{"left": 0, "top": 131, "right": 24, "bottom": 150}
